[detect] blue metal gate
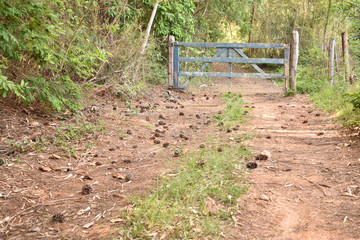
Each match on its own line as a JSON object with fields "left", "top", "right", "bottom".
{"left": 168, "top": 36, "right": 290, "bottom": 90}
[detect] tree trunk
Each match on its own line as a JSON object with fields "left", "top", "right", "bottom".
{"left": 342, "top": 32, "right": 351, "bottom": 82}
{"left": 322, "top": 0, "right": 332, "bottom": 44}
{"left": 134, "top": 0, "right": 159, "bottom": 81}
{"left": 329, "top": 39, "right": 335, "bottom": 84}
{"left": 139, "top": 0, "right": 159, "bottom": 56}
{"left": 248, "top": 3, "right": 256, "bottom": 55}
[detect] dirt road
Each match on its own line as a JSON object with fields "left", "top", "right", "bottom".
{"left": 1, "top": 66, "right": 360, "bottom": 239}
{"left": 224, "top": 76, "right": 360, "bottom": 239}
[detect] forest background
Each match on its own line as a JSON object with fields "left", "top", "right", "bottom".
{"left": 1, "top": 0, "right": 360, "bottom": 126}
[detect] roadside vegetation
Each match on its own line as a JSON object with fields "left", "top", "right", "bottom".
{"left": 2, "top": 0, "right": 359, "bottom": 126}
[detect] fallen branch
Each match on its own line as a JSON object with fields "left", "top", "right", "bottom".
{"left": 296, "top": 174, "right": 327, "bottom": 197}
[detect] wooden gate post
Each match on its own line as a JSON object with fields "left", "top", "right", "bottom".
{"left": 290, "top": 30, "right": 299, "bottom": 91}
{"left": 284, "top": 45, "right": 290, "bottom": 92}
{"left": 168, "top": 35, "right": 175, "bottom": 88}
{"left": 329, "top": 38, "right": 335, "bottom": 85}
{"left": 342, "top": 32, "right": 350, "bottom": 82}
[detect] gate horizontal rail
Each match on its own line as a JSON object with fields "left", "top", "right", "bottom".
{"left": 178, "top": 57, "right": 284, "bottom": 64}
{"left": 178, "top": 72, "right": 283, "bottom": 79}
{"left": 175, "top": 42, "right": 287, "bottom": 49}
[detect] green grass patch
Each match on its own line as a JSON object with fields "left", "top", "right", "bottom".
{"left": 213, "top": 93, "right": 249, "bottom": 129}
{"left": 121, "top": 144, "right": 250, "bottom": 239}
{"left": 120, "top": 92, "right": 250, "bottom": 239}
{"left": 311, "top": 80, "right": 360, "bottom": 127}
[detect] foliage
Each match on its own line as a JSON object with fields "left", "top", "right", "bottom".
{"left": 0, "top": 0, "right": 107, "bottom": 111}
{"left": 344, "top": 90, "right": 360, "bottom": 109}
{"left": 296, "top": 47, "right": 328, "bottom": 94}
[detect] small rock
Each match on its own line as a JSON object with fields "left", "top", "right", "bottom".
{"left": 302, "top": 119, "right": 308, "bottom": 124}
{"left": 315, "top": 113, "right": 321, "bottom": 116}
{"left": 123, "top": 160, "right": 131, "bottom": 163}
{"left": 204, "top": 119, "right": 211, "bottom": 125}
{"left": 226, "top": 129, "right": 232, "bottom": 133}
{"left": 95, "top": 161, "right": 102, "bottom": 166}
{"left": 145, "top": 116, "right": 150, "bottom": 121}
{"left": 232, "top": 127, "right": 239, "bottom": 131}
{"left": 195, "top": 114, "right": 200, "bottom": 119}
{"left": 31, "top": 121, "right": 40, "bottom": 127}
{"left": 260, "top": 195, "right": 270, "bottom": 201}
{"left": 199, "top": 144, "right": 205, "bottom": 149}
{"left": 281, "top": 126, "right": 287, "bottom": 129}
{"left": 113, "top": 173, "right": 125, "bottom": 180}
{"left": 109, "top": 147, "right": 116, "bottom": 151}
{"left": 81, "top": 184, "right": 93, "bottom": 195}
{"left": 246, "top": 162, "right": 257, "bottom": 169}
{"left": 266, "top": 135, "right": 272, "bottom": 139}
{"left": 179, "top": 112, "right": 185, "bottom": 116}
{"left": 159, "top": 114, "right": 165, "bottom": 119}
{"left": 217, "top": 147, "right": 223, "bottom": 152}
{"left": 132, "top": 145, "right": 138, "bottom": 148}
{"left": 52, "top": 213, "right": 65, "bottom": 223}
{"left": 163, "top": 142, "right": 170, "bottom": 148}
{"left": 154, "top": 139, "right": 161, "bottom": 144}
{"left": 317, "top": 132, "right": 324, "bottom": 136}
{"left": 126, "top": 129, "right": 132, "bottom": 135}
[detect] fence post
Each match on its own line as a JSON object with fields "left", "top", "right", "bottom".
{"left": 284, "top": 45, "right": 290, "bottom": 92}
{"left": 329, "top": 38, "right": 335, "bottom": 85}
{"left": 173, "top": 42, "right": 179, "bottom": 87}
{"left": 342, "top": 32, "right": 350, "bottom": 82}
{"left": 228, "top": 48, "right": 232, "bottom": 85}
{"left": 290, "top": 30, "right": 299, "bottom": 91}
{"left": 168, "top": 35, "right": 175, "bottom": 88}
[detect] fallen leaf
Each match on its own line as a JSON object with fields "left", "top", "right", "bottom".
{"left": 160, "top": 232, "right": 167, "bottom": 240}
{"left": 77, "top": 207, "right": 91, "bottom": 215}
{"left": 39, "top": 166, "right": 52, "bottom": 172}
{"left": 83, "top": 221, "right": 94, "bottom": 229}
{"left": 205, "top": 198, "right": 218, "bottom": 215}
{"left": 110, "top": 218, "right": 123, "bottom": 223}
{"left": 49, "top": 154, "right": 61, "bottom": 159}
